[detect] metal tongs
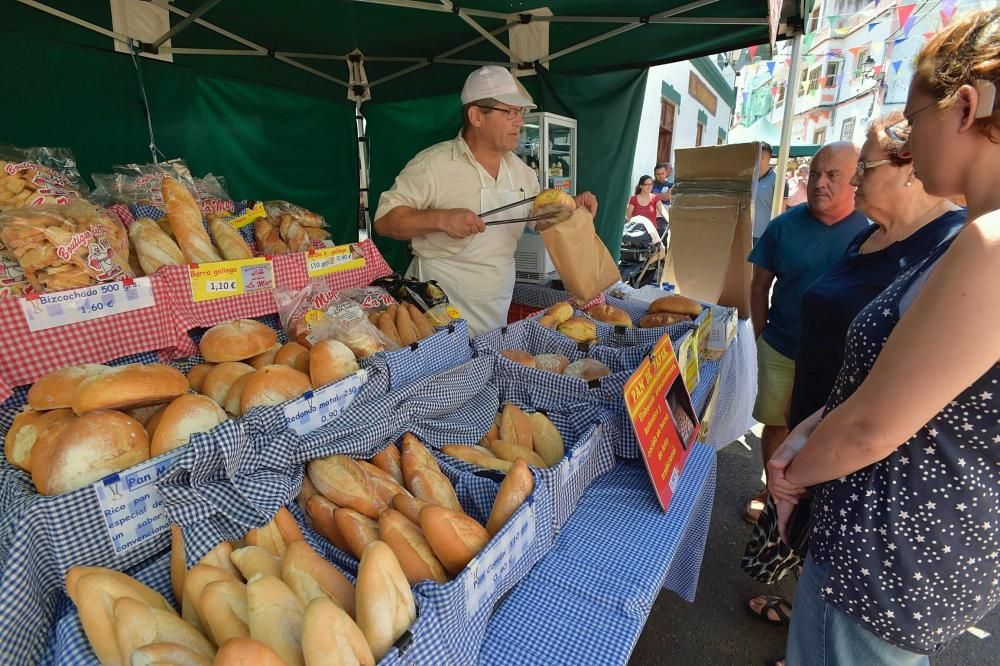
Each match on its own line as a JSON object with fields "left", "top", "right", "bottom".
{"left": 479, "top": 198, "right": 552, "bottom": 226}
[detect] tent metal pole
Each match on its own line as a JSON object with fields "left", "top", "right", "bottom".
{"left": 652, "top": 0, "right": 723, "bottom": 20}
{"left": 436, "top": 58, "right": 510, "bottom": 67}
{"left": 648, "top": 17, "right": 769, "bottom": 24}
{"left": 437, "top": 0, "right": 521, "bottom": 64}
{"left": 149, "top": 0, "right": 265, "bottom": 52}
{"left": 350, "top": 0, "right": 509, "bottom": 20}
{"left": 773, "top": 32, "right": 804, "bottom": 219}
{"left": 151, "top": 0, "right": 224, "bottom": 50}
{"left": 16, "top": 0, "right": 130, "bottom": 44}
{"left": 275, "top": 55, "right": 349, "bottom": 86}
{"left": 356, "top": 101, "right": 372, "bottom": 241}
{"left": 538, "top": 23, "right": 641, "bottom": 65}
{"left": 160, "top": 48, "right": 263, "bottom": 56}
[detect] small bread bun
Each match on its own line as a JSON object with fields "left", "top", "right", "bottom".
{"left": 201, "top": 363, "right": 255, "bottom": 405}
{"left": 29, "top": 416, "right": 77, "bottom": 494}
{"left": 500, "top": 349, "right": 536, "bottom": 368}
{"left": 440, "top": 445, "right": 513, "bottom": 473}
{"left": 531, "top": 188, "right": 576, "bottom": 223}
{"left": 534, "top": 353, "right": 570, "bottom": 374}
{"left": 371, "top": 444, "right": 403, "bottom": 485}
{"left": 186, "top": 363, "right": 215, "bottom": 393}
{"left": 585, "top": 303, "right": 633, "bottom": 328}
{"left": 247, "top": 344, "right": 281, "bottom": 370}
{"left": 399, "top": 432, "right": 441, "bottom": 481}
{"left": 27, "top": 364, "right": 110, "bottom": 410}
{"left": 419, "top": 505, "right": 491, "bottom": 577}
{"left": 71, "top": 364, "right": 188, "bottom": 415}
{"left": 240, "top": 365, "right": 311, "bottom": 414}
{"left": 354, "top": 541, "right": 417, "bottom": 661}
{"left": 486, "top": 459, "right": 534, "bottom": 536}
{"left": 391, "top": 493, "right": 432, "bottom": 527}
{"left": 222, "top": 372, "right": 255, "bottom": 418}
{"left": 378, "top": 509, "right": 448, "bottom": 584}
{"left": 309, "top": 339, "right": 359, "bottom": 389}
{"left": 544, "top": 302, "right": 574, "bottom": 324}
{"left": 357, "top": 459, "right": 410, "bottom": 506}
{"left": 305, "top": 494, "right": 352, "bottom": 553}
{"left": 282, "top": 539, "right": 356, "bottom": 615}
{"left": 151, "top": 394, "right": 227, "bottom": 457}
{"left": 198, "top": 579, "right": 249, "bottom": 646}
{"left": 334, "top": 508, "right": 380, "bottom": 560}
{"left": 4, "top": 408, "right": 73, "bottom": 471}
{"left": 231, "top": 546, "right": 282, "bottom": 580}
{"left": 274, "top": 342, "right": 311, "bottom": 375}
{"left": 200, "top": 319, "right": 279, "bottom": 363}
{"left": 302, "top": 597, "right": 374, "bottom": 666}
{"left": 43, "top": 410, "right": 149, "bottom": 496}
{"left": 557, "top": 316, "right": 597, "bottom": 344}
{"left": 129, "top": 641, "right": 213, "bottom": 666}
{"left": 564, "top": 358, "right": 612, "bottom": 381}
{"left": 407, "top": 467, "right": 462, "bottom": 512}
{"left": 113, "top": 596, "right": 216, "bottom": 664}
{"left": 246, "top": 574, "right": 305, "bottom": 666}
{"left": 648, "top": 294, "right": 702, "bottom": 318}
{"left": 214, "top": 637, "right": 288, "bottom": 666}
{"left": 309, "top": 455, "right": 385, "bottom": 519}
{"left": 529, "top": 412, "right": 565, "bottom": 467}
{"left": 639, "top": 311, "right": 692, "bottom": 328}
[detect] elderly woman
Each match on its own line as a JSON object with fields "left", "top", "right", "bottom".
{"left": 770, "top": 9, "right": 1000, "bottom": 665}
{"left": 746, "top": 113, "right": 965, "bottom": 635}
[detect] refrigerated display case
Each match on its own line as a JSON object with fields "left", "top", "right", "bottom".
{"left": 515, "top": 112, "right": 577, "bottom": 194}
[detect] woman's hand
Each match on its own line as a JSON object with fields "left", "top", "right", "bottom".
{"left": 767, "top": 408, "right": 822, "bottom": 503}
{"left": 776, "top": 497, "right": 797, "bottom": 545}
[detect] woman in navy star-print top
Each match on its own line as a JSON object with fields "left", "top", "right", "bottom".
{"left": 768, "top": 10, "right": 1000, "bottom": 665}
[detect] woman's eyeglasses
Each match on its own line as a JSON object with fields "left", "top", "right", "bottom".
{"left": 884, "top": 100, "right": 938, "bottom": 143}
{"left": 855, "top": 159, "right": 893, "bottom": 178}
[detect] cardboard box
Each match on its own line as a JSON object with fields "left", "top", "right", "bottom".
{"left": 701, "top": 302, "right": 738, "bottom": 361}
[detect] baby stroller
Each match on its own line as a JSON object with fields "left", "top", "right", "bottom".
{"left": 620, "top": 215, "right": 666, "bottom": 288}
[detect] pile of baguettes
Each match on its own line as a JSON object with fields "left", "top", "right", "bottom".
{"left": 3, "top": 318, "right": 365, "bottom": 496}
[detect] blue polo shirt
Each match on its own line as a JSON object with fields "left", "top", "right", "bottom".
{"left": 748, "top": 203, "right": 869, "bottom": 359}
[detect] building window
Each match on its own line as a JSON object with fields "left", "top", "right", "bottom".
{"left": 807, "top": 66, "right": 822, "bottom": 93}
{"left": 696, "top": 122, "right": 705, "bottom": 147}
{"left": 807, "top": 4, "right": 822, "bottom": 33}
{"left": 688, "top": 71, "right": 718, "bottom": 115}
{"left": 813, "top": 128, "right": 827, "bottom": 144}
{"left": 777, "top": 84, "right": 786, "bottom": 106}
{"left": 840, "top": 117, "right": 856, "bottom": 141}
{"left": 658, "top": 99, "right": 675, "bottom": 164}
{"left": 854, "top": 47, "right": 870, "bottom": 78}
{"left": 824, "top": 61, "right": 841, "bottom": 87}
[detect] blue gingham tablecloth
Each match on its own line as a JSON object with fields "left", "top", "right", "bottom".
{"left": 590, "top": 294, "right": 706, "bottom": 349}
{"left": 361, "top": 319, "right": 472, "bottom": 393}
{"left": 478, "top": 444, "right": 718, "bottom": 665}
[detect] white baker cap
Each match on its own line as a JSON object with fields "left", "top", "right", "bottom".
{"left": 461, "top": 66, "right": 536, "bottom": 108}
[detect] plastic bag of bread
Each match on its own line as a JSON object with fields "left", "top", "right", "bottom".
{"left": 275, "top": 279, "right": 339, "bottom": 347}
{"left": 264, "top": 200, "right": 325, "bottom": 228}
{"left": 338, "top": 286, "right": 396, "bottom": 312}
{"left": 0, "top": 144, "right": 88, "bottom": 211}
{"left": 370, "top": 274, "right": 459, "bottom": 327}
{"left": 91, "top": 158, "right": 196, "bottom": 207}
{"left": 306, "top": 297, "right": 398, "bottom": 358}
{"left": 0, "top": 201, "right": 133, "bottom": 292}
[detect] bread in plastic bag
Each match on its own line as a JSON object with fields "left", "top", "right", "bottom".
{"left": 0, "top": 145, "right": 88, "bottom": 212}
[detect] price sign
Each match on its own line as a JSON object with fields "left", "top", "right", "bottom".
{"left": 227, "top": 201, "right": 267, "bottom": 229}
{"left": 18, "top": 277, "right": 155, "bottom": 332}
{"left": 92, "top": 448, "right": 183, "bottom": 555}
{"left": 464, "top": 500, "right": 536, "bottom": 615}
{"left": 189, "top": 257, "right": 274, "bottom": 302}
{"left": 623, "top": 332, "right": 700, "bottom": 511}
{"left": 305, "top": 244, "right": 366, "bottom": 278}
{"left": 283, "top": 369, "right": 369, "bottom": 435}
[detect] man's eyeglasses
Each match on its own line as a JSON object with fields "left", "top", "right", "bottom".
{"left": 475, "top": 105, "right": 527, "bottom": 120}
{"left": 855, "top": 159, "right": 893, "bottom": 178}
{"left": 884, "top": 100, "right": 938, "bottom": 143}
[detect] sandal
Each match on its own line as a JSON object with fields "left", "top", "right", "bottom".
{"left": 743, "top": 488, "right": 769, "bottom": 524}
{"left": 748, "top": 595, "right": 792, "bottom": 626}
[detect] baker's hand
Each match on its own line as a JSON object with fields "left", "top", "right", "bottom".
{"left": 437, "top": 209, "right": 486, "bottom": 239}
{"left": 574, "top": 191, "right": 598, "bottom": 216}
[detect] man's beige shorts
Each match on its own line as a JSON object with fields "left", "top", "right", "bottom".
{"left": 753, "top": 336, "right": 795, "bottom": 427}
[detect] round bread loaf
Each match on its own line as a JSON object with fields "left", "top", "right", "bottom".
{"left": 150, "top": 393, "right": 228, "bottom": 457}
{"left": 564, "top": 358, "right": 612, "bottom": 381}
{"left": 585, "top": 303, "right": 632, "bottom": 327}
{"left": 27, "top": 364, "right": 110, "bottom": 411}
{"left": 4, "top": 408, "right": 74, "bottom": 471}
{"left": 43, "top": 410, "right": 150, "bottom": 496}
{"left": 186, "top": 363, "right": 215, "bottom": 393}
{"left": 248, "top": 343, "right": 281, "bottom": 369}
{"left": 639, "top": 311, "right": 691, "bottom": 328}
{"left": 200, "top": 319, "right": 278, "bottom": 362}
{"left": 500, "top": 349, "right": 536, "bottom": 368}
{"left": 310, "top": 339, "right": 359, "bottom": 388}
{"left": 531, "top": 188, "right": 576, "bottom": 223}
{"left": 544, "top": 302, "right": 574, "bottom": 324}
{"left": 201, "top": 362, "right": 255, "bottom": 406}
{"left": 648, "top": 294, "right": 702, "bottom": 318}
{"left": 240, "top": 365, "right": 311, "bottom": 414}
{"left": 275, "top": 342, "right": 311, "bottom": 374}
{"left": 534, "top": 353, "right": 570, "bottom": 374}
{"left": 71, "top": 364, "right": 189, "bottom": 415}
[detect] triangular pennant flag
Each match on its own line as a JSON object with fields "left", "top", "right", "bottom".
{"left": 895, "top": 38, "right": 907, "bottom": 46}
{"left": 941, "top": 0, "right": 958, "bottom": 25}
{"left": 766, "top": 61, "right": 776, "bottom": 75}
{"left": 892, "top": 60, "right": 903, "bottom": 73}
{"left": 771, "top": 86, "right": 779, "bottom": 95}
{"left": 903, "top": 14, "right": 917, "bottom": 38}
{"left": 805, "top": 54, "right": 816, "bottom": 66}
{"left": 923, "top": 31, "right": 935, "bottom": 41}
{"left": 873, "top": 64, "right": 884, "bottom": 76}
{"left": 748, "top": 44, "right": 759, "bottom": 59}
{"left": 848, "top": 46, "right": 862, "bottom": 56}
{"left": 803, "top": 33, "right": 816, "bottom": 53}
{"left": 868, "top": 22, "right": 879, "bottom": 32}
{"left": 827, "top": 15, "right": 839, "bottom": 30}
{"left": 896, "top": 3, "right": 917, "bottom": 29}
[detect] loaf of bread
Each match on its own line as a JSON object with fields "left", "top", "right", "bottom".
{"left": 335, "top": 507, "right": 380, "bottom": 560}
{"left": 407, "top": 302, "right": 436, "bottom": 339}
{"left": 246, "top": 574, "right": 305, "bottom": 666}
{"left": 557, "top": 316, "right": 597, "bottom": 344}
{"left": 129, "top": 642, "right": 213, "bottom": 666}
{"left": 278, "top": 216, "right": 311, "bottom": 253}
{"left": 379, "top": 508, "right": 448, "bottom": 584}
{"left": 500, "top": 349, "right": 536, "bottom": 368}
{"left": 29, "top": 415, "right": 76, "bottom": 494}
{"left": 399, "top": 432, "right": 441, "bottom": 481}
{"left": 648, "top": 293, "right": 702, "bottom": 318}
{"left": 27, "top": 364, "right": 110, "bottom": 410}
{"left": 186, "top": 363, "right": 215, "bottom": 393}
{"left": 231, "top": 545, "right": 282, "bottom": 580}
{"left": 499, "top": 403, "right": 533, "bottom": 450}
{"left": 128, "top": 217, "right": 186, "bottom": 274}
{"left": 639, "top": 311, "right": 692, "bottom": 328}
{"left": 585, "top": 303, "right": 633, "bottom": 327}
{"left": 240, "top": 365, "right": 311, "bottom": 414}
{"left": 273, "top": 506, "right": 307, "bottom": 545}
{"left": 534, "top": 353, "right": 570, "bottom": 374}
{"left": 253, "top": 218, "right": 288, "bottom": 256}
{"left": 486, "top": 439, "right": 547, "bottom": 468}
{"left": 244, "top": 508, "right": 302, "bottom": 559}
{"left": 208, "top": 213, "right": 254, "bottom": 261}
{"left": 371, "top": 443, "right": 403, "bottom": 485}
{"left": 183, "top": 563, "right": 241, "bottom": 634}
{"left": 151, "top": 393, "right": 227, "bottom": 457}
{"left": 391, "top": 493, "right": 432, "bottom": 527}
{"left": 544, "top": 301, "right": 574, "bottom": 324}
{"left": 4, "top": 408, "right": 72, "bottom": 471}
{"left": 564, "top": 358, "right": 612, "bottom": 381}
{"left": 222, "top": 372, "right": 255, "bottom": 418}
{"left": 274, "top": 342, "right": 311, "bottom": 374}
{"left": 531, "top": 188, "right": 576, "bottom": 223}
{"left": 306, "top": 494, "right": 352, "bottom": 553}
{"left": 304, "top": 226, "right": 330, "bottom": 241}
{"left": 529, "top": 412, "right": 565, "bottom": 467}
{"left": 248, "top": 343, "right": 281, "bottom": 369}
{"left": 486, "top": 459, "right": 534, "bottom": 536}
{"left": 71, "top": 363, "right": 188, "bottom": 415}
{"left": 407, "top": 467, "right": 462, "bottom": 512}
{"left": 309, "top": 339, "right": 359, "bottom": 388}
{"left": 113, "top": 596, "right": 215, "bottom": 664}
{"left": 354, "top": 541, "right": 417, "bottom": 661}
{"left": 419, "top": 505, "right": 491, "bottom": 577}
{"left": 357, "top": 460, "right": 410, "bottom": 506}
{"left": 42, "top": 410, "right": 149, "bottom": 496}
{"left": 200, "top": 319, "right": 279, "bottom": 363}
{"left": 309, "top": 454, "right": 385, "bottom": 519}
{"left": 214, "top": 638, "right": 288, "bottom": 666}
{"left": 282, "top": 539, "right": 356, "bottom": 615}
{"left": 441, "top": 444, "right": 514, "bottom": 473}
{"left": 199, "top": 579, "right": 250, "bottom": 646}
{"left": 302, "top": 597, "right": 375, "bottom": 666}
{"left": 200, "top": 541, "right": 242, "bottom": 579}
{"left": 162, "top": 176, "right": 222, "bottom": 264}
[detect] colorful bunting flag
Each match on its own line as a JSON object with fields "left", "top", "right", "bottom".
{"left": 802, "top": 33, "right": 816, "bottom": 53}
{"left": 848, "top": 46, "right": 863, "bottom": 56}
{"left": 868, "top": 22, "right": 879, "bottom": 32}
{"left": 767, "top": 61, "right": 776, "bottom": 75}
{"left": 827, "top": 15, "right": 839, "bottom": 30}
{"left": 873, "top": 64, "right": 884, "bottom": 76}
{"left": 894, "top": 38, "right": 906, "bottom": 45}
{"left": 892, "top": 60, "right": 902, "bottom": 73}
{"left": 941, "top": 0, "right": 958, "bottom": 25}
{"left": 896, "top": 3, "right": 917, "bottom": 30}
{"left": 749, "top": 45, "right": 759, "bottom": 59}
{"left": 902, "top": 14, "right": 917, "bottom": 38}
{"left": 923, "top": 31, "right": 935, "bottom": 41}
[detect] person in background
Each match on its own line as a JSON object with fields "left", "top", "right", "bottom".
{"left": 753, "top": 143, "right": 790, "bottom": 245}
{"left": 626, "top": 175, "right": 668, "bottom": 228}
{"left": 651, "top": 162, "right": 673, "bottom": 237}
{"left": 785, "top": 163, "right": 809, "bottom": 208}
{"left": 743, "top": 142, "right": 868, "bottom": 525}
{"left": 745, "top": 113, "right": 965, "bottom": 664}
{"left": 770, "top": 11, "right": 999, "bottom": 663}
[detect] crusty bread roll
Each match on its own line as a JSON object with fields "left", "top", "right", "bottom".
{"left": 407, "top": 467, "right": 462, "bottom": 512}
{"left": 183, "top": 564, "right": 241, "bottom": 635}
{"left": 585, "top": 303, "right": 633, "bottom": 328}
{"left": 4, "top": 408, "right": 72, "bottom": 471}
{"left": 273, "top": 506, "right": 307, "bottom": 545}
{"left": 186, "top": 363, "right": 215, "bottom": 393}
{"left": 240, "top": 365, "right": 311, "bottom": 414}
{"left": 304, "top": 226, "right": 330, "bottom": 241}
{"left": 486, "top": 439, "right": 546, "bottom": 468}
{"left": 128, "top": 217, "right": 186, "bottom": 274}
{"left": 207, "top": 213, "right": 254, "bottom": 261}
{"left": 499, "top": 403, "right": 533, "bottom": 450}
{"left": 129, "top": 641, "right": 214, "bottom": 666}
{"left": 544, "top": 301, "right": 574, "bottom": 324}
{"left": 500, "top": 349, "right": 536, "bottom": 368}
{"left": 162, "top": 176, "right": 222, "bottom": 264}
{"left": 531, "top": 188, "right": 576, "bottom": 223}
{"left": 29, "top": 415, "right": 76, "bottom": 494}
{"left": 222, "top": 372, "right": 254, "bottom": 418}
{"left": 419, "top": 505, "right": 491, "bottom": 577}
{"left": 563, "top": 358, "right": 612, "bottom": 381}
{"left": 391, "top": 493, "right": 432, "bottom": 527}
{"left": 302, "top": 597, "right": 375, "bottom": 666}
{"left": 27, "top": 364, "right": 110, "bottom": 410}
{"left": 308, "top": 455, "right": 385, "bottom": 519}
{"left": 282, "top": 539, "right": 356, "bottom": 616}
{"left": 200, "top": 320, "right": 279, "bottom": 363}
{"left": 198, "top": 579, "right": 250, "bottom": 646}
{"left": 200, "top": 541, "right": 242, "bottom": 579}
{"left": 399, "top": 432, "right": 441, "bottom": 481}
{"left": 440, "top": 444, "right": 513, "bottom": 473}
{"left": 171, "top": 525, "right": 186, "bottom": 605}
{"left": 537, "top": 314, "right": 558, "bottom": 329}
{"left": 371, "top": 444, "right": 403, "bottom": 485}
{"left": 274, "top": 342, "right": 310, "bottom": 375}
{"left": 486, "top": 459, "right": 534, "bottom": 536}
{"left": 113, "top": 596, "right": 215, "bottom": 664}
{"left": 306, "top": 494, "right": 352, "bottom": 553}
{"left": 528, "top": 412, "right": 565, "bottom": 467}
{"left": 253, "top": 218, "right": 288, "bottom": 256}
{"left": 354, "top": 541, "right": 417, "bottom": 661}
{"left": 557, "top": 316, "right": 597, "bottom": 344}
{"left": 335, "top": 508, "right": 380, "bottom": 560}
{"left": 151, "top": 394, "right": 227, "bottom": 457}
{"left": 356, "top": 460, "right": 410, "bottom": 506}
{"left": 648, "top": 293, "right": 702, "bottom": 318}
{"left": 534, "top": 353, "right": 570, "bottom": 374}
{"left": 379, "top": 509, "right": 448, "bottom": 584}
{"left": 127, "top": 404, "right": 163, "bottom": 428}
{"left": 214, "top": 637, "right": 288, "bottom": 666}
{"left": 42, "top": 410, "right": 149, "bottom": 496}
{"left": 247, "top": 574, "right": 305, "bottom": 666}
{"left": 143, "top": 404, "right": 168, "bottom": 441}
{"left": 231, "top": 546, "right": 282, "bottom": 580}
{"left": 248, "top": 344, "right": 282, "bottom": 370}
{"left": 639, "top": 311, "right": 692, "bottom": 328}
{"left": 309, "top": 340, "right": 359, "bottom": 389}
{"left": 278, "top": 216, "right": 311, "bottom": 254}
{"left": 71, "top": 364, "right": 188, "bottom": 415}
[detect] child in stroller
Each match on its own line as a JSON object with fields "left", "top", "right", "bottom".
{"left": 620, "top": 215, "right": 666, "bottom": 288}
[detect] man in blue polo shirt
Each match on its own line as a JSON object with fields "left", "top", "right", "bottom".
{"left": 744, "top": 141, "right": 868, "bottom": 522}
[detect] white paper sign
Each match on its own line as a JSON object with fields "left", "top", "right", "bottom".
{"left": 557, "top": 424, "right": 602, "bottom": 487}
{"left": 92, "top": 448, "right": 182, "bottom": 555}
{"left": 464, "top": 500, "right": 536, "bottom": 615}
{"left": 19, "top": 277, "right": 155, "bottom": 332}
{"left": 284, "top": 369, "right": 369, "bottom": 435}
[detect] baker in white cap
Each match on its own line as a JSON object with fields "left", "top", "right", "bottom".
{"left": 374, "top": 65, "right": 598, "bottom": 336}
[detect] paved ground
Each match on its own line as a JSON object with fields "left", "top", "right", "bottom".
{"left": 629, "top": 425, "right": 998, "bottom": 666}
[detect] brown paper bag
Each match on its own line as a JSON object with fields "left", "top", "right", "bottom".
{"left": 539, "top": 209, "right": 620, "bottom": 303}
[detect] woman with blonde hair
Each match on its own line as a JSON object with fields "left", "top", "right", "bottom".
{"left": 768, "top": 9, "right": 1000, "bottom": 664}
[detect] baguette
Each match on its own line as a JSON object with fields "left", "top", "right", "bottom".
{"left": 246, "top": 574, "right": 305, "bottom": 666}
{"left": 71, "top": 363, "right": 188, "bottom": 415}
{"left": 230, "top": 546, "right": 282, "bottom": 580}
{"left": 128, "top": 217, "right": 186, "bottom": 274}
{"left": 406, "top": 302, "right": 436, "bottom": 340}
{"left": 440, "top": 444, "right": 513, "bottom": 473}
{"left": 273, "top": 506, "right": 307, "bottom": 545}
{"left": 282, "top": 539, "right": 356, "bottom": 616}
{"left": 197, "top": 579, "right": 249, "bottom": 646}
{"left": 113, "top": 597, "right": 215, "bottom": 664}
{"left": 302, "top": 597, "right": 375, "bottom": 666}
{"left": 486, "top": 459, "right": 534, "bottom": 536}
{"left": 305, "top": 494, "right": 351, "bottom": 552}
{"left": 379, "top": 509, "right": 448, "bottom": 584}
{"left": 207, "top": 213, "right": 254, "bottom": 261}
{"left": 129, "top": 642, "right": 213, "bottom": 666}
{"left": 354, "top": 541, "right": 417, "bottom": 661}
{"left": 406, "top": 467, "right": 462, "bottom": 512}
{"left": 162, "top": 176, "right": 222, "bottom": 264}
{"left": 393, "top": 304, "right": 418, "bottom": 346}
{"left": 376, "top": 311, "right": 401, "bottom": 346}
{"left": 399, "top": 432, "right": 440, "bottom": 482}
{"left": 214, "top": 638, "right": 287, "bottom": 666}
{"left": 308, "top": 455, "right": 385, "bottom": 519}
{"left": 199, "top": 541, "right": 241, "bottom": 580}
{"left": 390, "top": 493, "right": 431, "bottom": 527}
{"left": 419, "top": 505, "right": 491, "bottom": 577}
{"left": 370, "top": 444, "right": 403, "bottom": 485}
{"left": 356, "top": 459, "right": 410, "bottom": 505}
{"left": 334, "top": 508, "right": 380, "bottom": 560}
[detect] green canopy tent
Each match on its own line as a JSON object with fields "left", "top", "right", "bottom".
{"left": 2, "top": 0, "right": 813, "bottom": 269}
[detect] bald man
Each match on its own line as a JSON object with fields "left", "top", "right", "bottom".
{"left": 743, "top": 141, "right": 869, "bottom": 522}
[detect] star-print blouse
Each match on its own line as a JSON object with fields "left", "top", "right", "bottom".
{"left": 809, "top": 235, "right": 1000, "bottom": 655}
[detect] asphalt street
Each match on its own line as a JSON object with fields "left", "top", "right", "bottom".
{"left": 628, "top": 425, "right": 999, "bottom": 666}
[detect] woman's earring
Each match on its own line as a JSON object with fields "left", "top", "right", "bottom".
{"left": 905, "top": 173, "right": 913, "bottom": 187}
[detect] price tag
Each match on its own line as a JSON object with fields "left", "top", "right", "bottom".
{"left": 92, "top": 448, "right": 183, "bottom": 555}
{"left": 284, "top": 369, "right": 369, "bottom": 435}
{"left": 464, "top": 500, "right": 536, "bottom": 615}
{"left": 189, "top": 257, "right": 274, "bottom": 302}
{"left": 305, "top": 244, "right": 366, "bottom": 278}
{"left": 557, "top": 424, "right": 601, "bottom": 487}
{"left": 18, "top": 277, "right": 155, "bottom": 332}
{"left": 676, "top": 331, "right": 700, "bottom": 394}
{"left": 227, "top": 201, "right": 267, "bottom": 229}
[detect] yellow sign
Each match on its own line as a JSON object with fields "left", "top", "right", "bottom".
{"left": 676, "top": 332, "right": 700, "bottom": 394}
{"left": 228, "top": 201, "right": 267, "bottom": 229}
{"left": 189, "top": 257, "right": 274, "bottom": 302}
{"left": 306, "top": 244, "right": 366, "bottom": 278}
